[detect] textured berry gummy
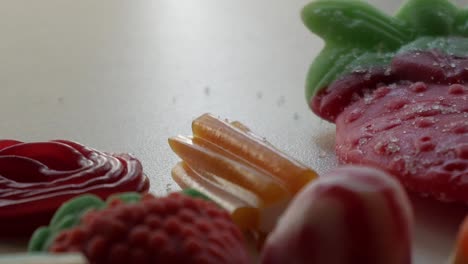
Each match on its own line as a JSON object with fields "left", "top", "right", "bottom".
{"left": 49, "top": 193, "right": 250, "bottom": 264}
{"left": 315, "top": 50, "right": 468, "bottom": 203}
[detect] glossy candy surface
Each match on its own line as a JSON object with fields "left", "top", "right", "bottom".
{"left": 261, "top": 166, "right": 413, "bottom": 264}
{"left": 303, "top": 0, "right": 468, "bottom": 104}
{"left": 303, "top": 0, "right": 468, "bottom": 203}
{"left": 311, "top": 38, "right": 468, "bottom": 122}
{"left": 333, "top": 51, "right": 468, "bottom": 202}
{"left": 0, "top": 140, "right": 149, "bottom": 236}
{"left": 169, "top": 114, "right": 317, "bottom": 234}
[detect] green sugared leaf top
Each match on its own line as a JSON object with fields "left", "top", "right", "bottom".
{"left": 396, "top": 0, "right": 458, "bottom": 36}
{"left": 302, "top": 0, "right": 413, "bottom": 49}
{"left": 303, "top": 0, "right": 468, "bottom": 101}
{"left": 28, "top": 193, "right": 141, "bottom": 253}
{"left": 182, "top": 188, "right": 213, "bottom": 202}
{"left": 27, "top": 190, "right": 213, "bottom": 253}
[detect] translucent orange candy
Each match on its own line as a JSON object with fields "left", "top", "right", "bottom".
{"left": 451, "top": 216, "right": 468, "bottom": 264}
{"left": 168, "top": 114, "right": 317, "bottom": 233}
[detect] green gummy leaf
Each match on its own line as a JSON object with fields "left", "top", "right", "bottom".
{"left": 398, "top": 36, "right": 468, "bottom": 56}
{"left": 306, "top": 44, "right": 363, "bottom": 99}
{"left": 107, "top": 192, "right": 142, "bottom": 204}
{"left": 28, "top": 228, "right": 50, "bottom": 252}
{"left": 345, "top": 52, "right": 393, "bottom": 72}
{"left": 50, "top": 195, "right": 104, "bottom": 227}
{"left": 396, "top": 0, "right": 458, "bottom": 36}
{"left": 29, "top": 195, "right": 105, "bottom": 253}
{"left": 302, "top": 0, "right": 468, "bottom": 103}
{"left": 28, "top": 193, "right": 143, "bottom": 253}
{"left": 454, "top": 8, "right": 468, "bottom": 36}
{"left": 182, "top": 188, "right": 213, "bottom": 202}
{"left": 302, "top": 0, "right": 413, "bottom": 49}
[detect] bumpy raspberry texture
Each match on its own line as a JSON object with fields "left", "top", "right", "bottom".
{"left": 49, "top": 193, "right": 251, "bottom": 264}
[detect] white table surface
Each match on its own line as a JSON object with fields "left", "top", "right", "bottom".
{"left": 0, "top": 0, "right": 466, "bottom": 263}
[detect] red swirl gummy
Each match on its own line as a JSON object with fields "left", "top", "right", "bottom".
{"left": 29, "top": 192, "right": 251, "bottom": 264}
{"left": 0, "top": 139, "right": 149, "bottom": 236}
{"left": 303, "top": 0, "right": 468, "bottom": 203}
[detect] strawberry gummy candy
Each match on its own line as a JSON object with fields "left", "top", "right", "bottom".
{"left": 303, "top": 0, "right": 468, "bottom": 203}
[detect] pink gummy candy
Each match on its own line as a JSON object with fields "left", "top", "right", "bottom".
{"left": 261, "top": 166, "right": 413, "bottom": 264}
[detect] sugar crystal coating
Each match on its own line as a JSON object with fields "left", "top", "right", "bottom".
{"left": 303, "top": 0, "right": 468, "bottom": 203}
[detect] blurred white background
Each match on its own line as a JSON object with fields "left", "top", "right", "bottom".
{"left": 0, "top": 1, "right": 467, "bottom": 262}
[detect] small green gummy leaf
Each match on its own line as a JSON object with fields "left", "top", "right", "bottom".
{"left": 302, "top": 0, "right": 413, "bottom": 49}
{"left": 398, "top": 36, "right": 468, "bottom": 56}
{"left": 53, "top": 214, "right": 83, "bottom": 232}
{"left": 345, "top": 52, "right": 393, "bottom": 73}
{"left": 50, "top": 195, "right": 104, "bottom": 227}
{"left": 306, "top": 44, "right": 363, "bottom": 100}
{"left": 28, "top": 195, "right": 105, "bottom": 253}
{"left": 41, "top": 215, "right": 83, "bottom": 252}
{"left": 302, "top": 0, "right": 468, "bottom": 103}
{"left": 454, "top": 8, "right": 468, "bottom": 36}
{"left": 306, "top": 46, "right": 394, "bottom": 101}
{"left": 396, "top": 0, "right": 458, "bottom": 36}
{"left": 28, "top": 227, "right": 51, "bottom": 252}
{"left": 27, "top": 193, "right": 145, "bottom": 253}
{"left": 107, "top": 192, "right": 142, "bottom": 204}
{"left": 182, "top": 188, "right": 212, "bottom": 202}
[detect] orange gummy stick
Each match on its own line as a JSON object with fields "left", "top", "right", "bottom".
{"left": 168, "top": 135, "right": 289, "bottom": 205}
{"left": 192, "top": 114, "right": 317, "bottom": 193}
{"left": 171, "top": 162, "right": 260, "bottom": 230}
{"left": 453, "top": 216, "right": 468, "bottom": 264}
